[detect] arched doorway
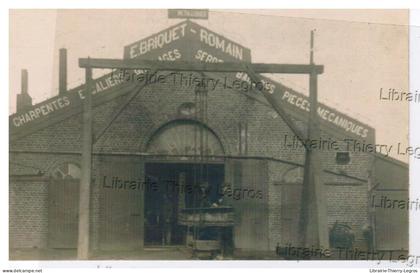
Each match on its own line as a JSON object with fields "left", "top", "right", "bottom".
{"left": 144, "top": 120, "right": 225, "bottom": 246}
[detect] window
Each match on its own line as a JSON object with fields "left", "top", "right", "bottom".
{"left": 146, "top": 120, "right": 224, "bottom": 156}
{"left": 336, "top": 152, "right": 351, "bottom": 165}
{"left": 238, "top": 121, "right": 248, "bottom": 155}
{"left": 178, "top": 102, "right": 196, "bottom": 116}
{"left": 51, "top": 162, "right": 81, "bottom": 180}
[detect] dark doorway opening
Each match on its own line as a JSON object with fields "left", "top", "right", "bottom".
{"left": 48, "top": 178, "right": 79, "bottom": 248}
{"left": 144, "top": 162, "right": 224, "bottom": 247}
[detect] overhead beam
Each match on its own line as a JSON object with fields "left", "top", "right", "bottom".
{"left": 79, "top": 58, "right": 324, "bottom": 75}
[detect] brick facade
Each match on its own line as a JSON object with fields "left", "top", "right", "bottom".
{"left": 9, "top": 178, "right": 49, "bottom": 249}
{"left": 10, "top": 70, "right": 375, "bottom": 252}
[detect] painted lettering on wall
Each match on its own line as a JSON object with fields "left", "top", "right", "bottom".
{"left": 12, "top": 69, "right": 137, "bottom": 128}
{"left": 198, "top": 28, "right": 243, "bottom": 61}
{"left": 128, "top": 23, "right": 187, "bottom": 59}
{"left": 13, "top": 96, "right": 70, "bottom": 127}
{"left": 234, "top": 72, "right": 370, "bottom": 139}
{"left": 281, "top": 90, "right": 369, "bottom": 138}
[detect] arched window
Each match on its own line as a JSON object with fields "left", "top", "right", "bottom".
{"left": 146, "top": 120, "right": 225, "bottom": 156}
{"left": 51, "top": 162, "right": 81, "bottom": 180}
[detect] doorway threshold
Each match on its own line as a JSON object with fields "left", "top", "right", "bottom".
{"left": 144, "top": 245, "right": 187, "bottom": 251}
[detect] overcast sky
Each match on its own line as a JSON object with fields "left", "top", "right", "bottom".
{"left": 9, "top": 9, "right": 409, "bottom": 161}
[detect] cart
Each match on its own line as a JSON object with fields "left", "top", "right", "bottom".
{"left": 178, "top": 206, "right": 234, "bottom": 259}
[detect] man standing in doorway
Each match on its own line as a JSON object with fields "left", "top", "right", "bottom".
{"left": 162, "top": 192, "right": 174, "bottom": 246}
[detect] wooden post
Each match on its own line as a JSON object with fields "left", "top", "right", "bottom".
{"left": 367, "top": 166, "right": 377, "bottom": 252}
{"left": 77, "top": 59, "right": 93, "bottom": 259}
{"left": 299, "top": 31, "right": 330, "bottom": 249}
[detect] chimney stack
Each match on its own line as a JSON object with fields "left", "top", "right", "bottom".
{"left": 21, "top": 69, "right": 28, "bottom": 94}
{"left": 16, "top": 69, "right": 32, "bottom": 112}
{"left": 59, "top": 48, "right": 67, "bottom": 95}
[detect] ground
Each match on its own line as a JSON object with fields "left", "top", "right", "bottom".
{"left": 9, "top": 247, "right": 279, "bottom": 260}
{"left": 9, "top": 247, "right": 408, "bottom": 261}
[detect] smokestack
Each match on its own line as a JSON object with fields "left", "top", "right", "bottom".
{"left": 16, "top": 69, "right": 32, "bottom": 112}
{"left": 59, "top": 48, "right": 67, "bottom": 95}
{"left": 21, "top": 69, "right": 28, "bottom": 94}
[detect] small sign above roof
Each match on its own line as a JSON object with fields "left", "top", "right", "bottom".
{"left": 168, "top": 9, "right": 209, "bottom": 20}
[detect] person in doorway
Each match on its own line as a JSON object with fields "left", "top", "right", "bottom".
{"left": 362, "top": 223, "right": 374, "bottom": 251}
{"left": 162, "top": 192, "right": 174, "bottom": 245}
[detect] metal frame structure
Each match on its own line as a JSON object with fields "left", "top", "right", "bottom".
{"left": 76, "top": 31, "right": 328, "bottom": 259}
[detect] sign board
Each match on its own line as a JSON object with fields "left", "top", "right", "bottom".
{"left": 123, "top": 20, "right": 252, "bottom": 63}
{"left": 168, "top": 9, "right": 208, "bottom": 20}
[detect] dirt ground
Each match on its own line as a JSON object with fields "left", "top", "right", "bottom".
{"left": 11, "top": 247, "right": 405, "bottom": 261}
{"left": 10, "top": 247, "right": 282, "bottom": 260}
{"left": 10, "top": 247, "right": 193, "bottom": 260}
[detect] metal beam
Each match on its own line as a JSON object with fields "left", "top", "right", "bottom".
{"left": 79, "top": 58, "right": 324, "bottom": 75}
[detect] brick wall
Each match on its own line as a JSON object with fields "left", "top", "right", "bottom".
{"left": 267, "top": 160, "right": 370, "bottom": 251}
{"left": 9, "top": 72, "right": 374, "bottom": 251}
{"left": 9, "top": 178, "right": 49, "bottom": 249}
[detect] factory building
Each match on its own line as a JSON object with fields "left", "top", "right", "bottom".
{"left": 9, "top": 20, "right": 408, "bottom": 258}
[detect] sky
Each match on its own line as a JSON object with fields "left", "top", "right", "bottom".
{"left": 9, "top": 9, "right": 409, "bottom": 161}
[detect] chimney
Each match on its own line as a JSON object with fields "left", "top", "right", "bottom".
{"left": 59, "top": 48, "right": 67, "bottom": 95}
{"left": 16, "top": 69, "right": 32, "bottom": 112}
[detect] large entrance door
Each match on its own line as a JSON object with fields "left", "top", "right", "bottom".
{"left": 144, "top": 162, "right": 224, "bottom": 246}
{"left": 144, "top": 120, "right": 226, "bottom": 247}
{"left": 280, "top": 183, "right": 302, "bottom": 246}
{"left": 48, "top": 163, "right": 81, "bottom": 248}
{"left": 98, "top": 157, "right": 144, "bottom": 251}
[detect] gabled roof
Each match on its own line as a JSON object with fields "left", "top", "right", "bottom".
{"left": 10, "top": 20, "right": 375, "bottom": 144}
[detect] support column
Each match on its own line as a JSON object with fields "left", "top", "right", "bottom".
{"left": 298, "top": 31, "right": 330, "bottom": 249}
{"left": 77, "top": 59, "right": 93, "bottom": 259}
